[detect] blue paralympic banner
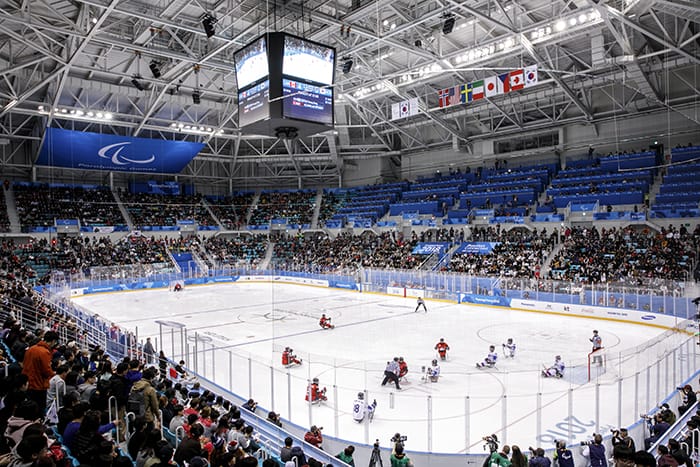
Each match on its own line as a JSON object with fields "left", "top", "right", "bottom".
{"left": 37, "top": 128, "right": 204, "bottom": 173}
{"left": 412, "top": 242, "right": 450, "bottom": 255}
{"left": 455, "top": 242, "right": 500, "bottom": 254}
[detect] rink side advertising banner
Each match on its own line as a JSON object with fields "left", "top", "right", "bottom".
{"left": 412, "top": 242, "right": 451, "bottom": 255}
{"left": 37, "top": 128, "right": 205, "bottom": 173}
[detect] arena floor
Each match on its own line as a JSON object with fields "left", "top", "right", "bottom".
{"left": 71, "top": 282, "right": 693, "bottom": 453}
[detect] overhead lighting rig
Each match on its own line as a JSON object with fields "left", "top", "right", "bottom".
{"left": 38, "top": 106, "right": 113, "bottom": 122}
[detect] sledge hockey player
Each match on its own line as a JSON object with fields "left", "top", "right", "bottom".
{"left": 173, "top": 282, "right": 182, "bottom": 292}
{"left": 305, "top": 377, "right": 327, "bottom": 403}
{"left": 282, "top": 347, "right": 302, "bottom": 366}
{"left": 415, "top": 296, "right": 427, "bottom": 312}
{"left": 435, "top": 338, "right": 450, "bottom": 361}
{"left": 422, "top": 359, "right": 441, "bottom": 382}
{"left": 542, "top": 355, "right": 565, "bottom": 378}
{"left": 398, "top": 357, "right": 408, "bottom": 379}
{"left": 502, "top": 338, "right": 516, "bottom": 358}
{"left": 352, "top": 392, "right": 377, "bottom": 422}
{"left": 476, "top": 345, "right": 498, "bottom": 368}
{"left": 319, "top": 314, "right": 334, "bottom": 329}
{"left": 590, "top": 330, "right": 603, "bottom": 365}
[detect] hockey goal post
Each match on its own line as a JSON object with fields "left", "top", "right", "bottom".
{"left": 587, "top": 347, "right": 606, "bottom": 382}
{"left": 168, "top": 280, "right": 185, "bottom": 292}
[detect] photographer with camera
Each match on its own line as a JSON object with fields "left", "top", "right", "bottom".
{"left": 643, "top": 413, "right": 670, "bottom": 450}
{"left": 390, "top": 444, "right": 413, "bottom": 467}
{"left": 552, "top": 441, "right": 573, "bottom": 467}
{"left": 391, "top": 433, "right": 407, "bottom": 454}
{"left": 677, "top": 384, "right": 697, "bottom": 415}
{"left": 528, "top": 447, "right": 551, "bottom": 467}
{"left": 610, "top": 428, "right": 635, "bottom": 452}
{"left": 580, "top": 434, "right": 606, "bottom": 467}
{"left": 658, "top": 403, "right": 676, "bottom": 425}
{"left": 304, "top": 425, "right": 323, "bottom": 449}
{"left": 488, "top": 444, "right": 511, "bottom": 467}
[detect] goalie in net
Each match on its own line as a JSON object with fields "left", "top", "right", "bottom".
{"left": 168, "top": 281, "right": 184, "bottom": 292}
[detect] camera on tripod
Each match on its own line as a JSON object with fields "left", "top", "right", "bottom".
{"left": 483, "top": 434, "right": 499, "bottom": 452}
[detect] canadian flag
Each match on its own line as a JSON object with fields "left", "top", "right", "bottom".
{"left": 509, "top": 69, "right": 524, "bottom": 91}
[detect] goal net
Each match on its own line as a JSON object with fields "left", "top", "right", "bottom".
{"left": 587, "top": 347, "right": 606, "bottom": 382}
{"left": 168, "top": 280, "right": 185, "bottom": 292}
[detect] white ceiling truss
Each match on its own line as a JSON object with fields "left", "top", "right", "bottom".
{"left": 0, "top": 0, "right": 697, "bottom": 186}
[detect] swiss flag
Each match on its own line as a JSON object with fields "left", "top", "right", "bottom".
{"left": 509, "top": 69, "right": 524, "bottom": 91}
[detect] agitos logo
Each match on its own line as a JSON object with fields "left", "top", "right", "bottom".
{"left": 98, "top": 142, "right": 156, "bottom": 166}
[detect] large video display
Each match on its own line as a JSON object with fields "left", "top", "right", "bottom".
{"left": 234, "top": 36, "right": 268, "bottom": 90}
{"left": 238, "top": 80, "right": 270, "bottom": 128}
{"left": 282, "top": 79, "right": 333, "bottom": 125}
{"left": 282, "top": 36, "right": 335, "bottom": 86}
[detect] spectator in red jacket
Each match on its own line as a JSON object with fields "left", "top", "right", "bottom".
{"left": 22, "top": 331, "right": 59, "bottom": 413}
{"left": 304, "top": 425, "right": 323, "bottom": 449}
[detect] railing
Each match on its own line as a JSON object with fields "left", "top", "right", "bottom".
{"left": 40, "top": 265, "right": 700, "bottom": 466}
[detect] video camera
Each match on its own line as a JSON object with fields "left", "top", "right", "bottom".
{"left": 483, "top": 434, "right": 499, "bottom": 453}
{"left": 580, "top": 434, "right": 600, "bottom": 446}
{"left": 391, "top": 433, "right": 407, "bottom": 446}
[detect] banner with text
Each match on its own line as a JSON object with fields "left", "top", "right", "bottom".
{"left": 37, "top": 128, "right": 204, "bottom": 173}
{"left": 412, "top": 242, "right": 451, "bottom": 255}
{"left": 455, "top": 242, "right": 500, "bottom": 254}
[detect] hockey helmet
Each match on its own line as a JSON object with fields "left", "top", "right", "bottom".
{"left": 399, "top": 357, "right": 404, "bottom": 362}
{"left": 357, "top": 392, "right": 364, "bottom": 400}
{"left": 440, "top": 338, "right": 444, "bottom": 342}
{"left": 312, "top": 377, "right": 319, "bottom": 384}
{"left": 555, "top": 355, "right": 561, "bottom": 360}
{"left": 288, "top": 348, "right": 293, "bottom": 353}
{"left": 284, "top": 346, "right": 290, "bottom": 351}
{"left": 507, "top": 338, "right": 513, "bottom": 344}
{"left": 489, "top": 345, "right": 495, "bottom": 351}
{"left": 432, "top": 359, "right": 438, "bottom": 366}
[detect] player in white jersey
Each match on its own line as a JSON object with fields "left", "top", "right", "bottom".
{"left": 502, "top": 338, "right": 516, "bottom": 358}
{"left": 422, "top": 359, "right": 440, "bottom": 382}
{"left": 476, "top": 345, "right": 498, "bottom": 368}
{"left": 542, "top": 355, "right": 565, "bottom": 378}
{"left": 352, "top": 392, "right": 377, "bottom": 422}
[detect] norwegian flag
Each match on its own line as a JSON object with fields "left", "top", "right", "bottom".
{"left": 509, "top": 69, "right": 524, "bottom": 91}
{"left": 438, "top": 88, "right": 451, "bottom": 108}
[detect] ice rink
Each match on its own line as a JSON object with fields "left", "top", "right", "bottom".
{"left": 72, "top": 281, "right": 694, "bottom": 454}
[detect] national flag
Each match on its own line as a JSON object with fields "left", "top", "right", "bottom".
{"left": 484, "top": 76, "right": 500, "bottom": 97}
{"left": 524, "top": 64, "right": 538, "bottom": 88}
{"left": 509, "top": 69, "right": 524, "bottom": 91}
{"left": 438, "top": 88, "right": 450, "bottom": 108}
{"left": 289, "top": 80, "right": 297, "bottom": 89}
{"left": 459, "top": 83, "right": 472, "bottom": 103}
{"left": 448, "top": 86, "right": 460, "bottom": 106}
{"left": 471, "top": 80, "right": 484, "bottom": 100}
{"left": 392, "top": 98, "right": 420, "bottom": 120}
{"left": 497, "top": 73, "right": 511, "bottom": 94}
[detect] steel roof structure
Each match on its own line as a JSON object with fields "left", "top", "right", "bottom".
{"left": 0, "top": 0, "right": 698, "bottom": 188}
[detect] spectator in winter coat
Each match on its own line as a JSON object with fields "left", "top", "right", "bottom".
{"left": 21, "top": 330, "right": 58, "bottom": 413}
{"left": 130, "top": 366, "right": 160, "bottom": 429}
{"left": 304, "top": 425, "right": 323, "bottom": 448}
{"left": 528, "top": 448, "right": 552, "bottom": 467}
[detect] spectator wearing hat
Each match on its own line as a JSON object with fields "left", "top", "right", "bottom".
{"left": 304, "top": 425, "right": 323, "bottom": 449}
{"left": 22, "top": 330, "right": 59, "bottom": 413}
